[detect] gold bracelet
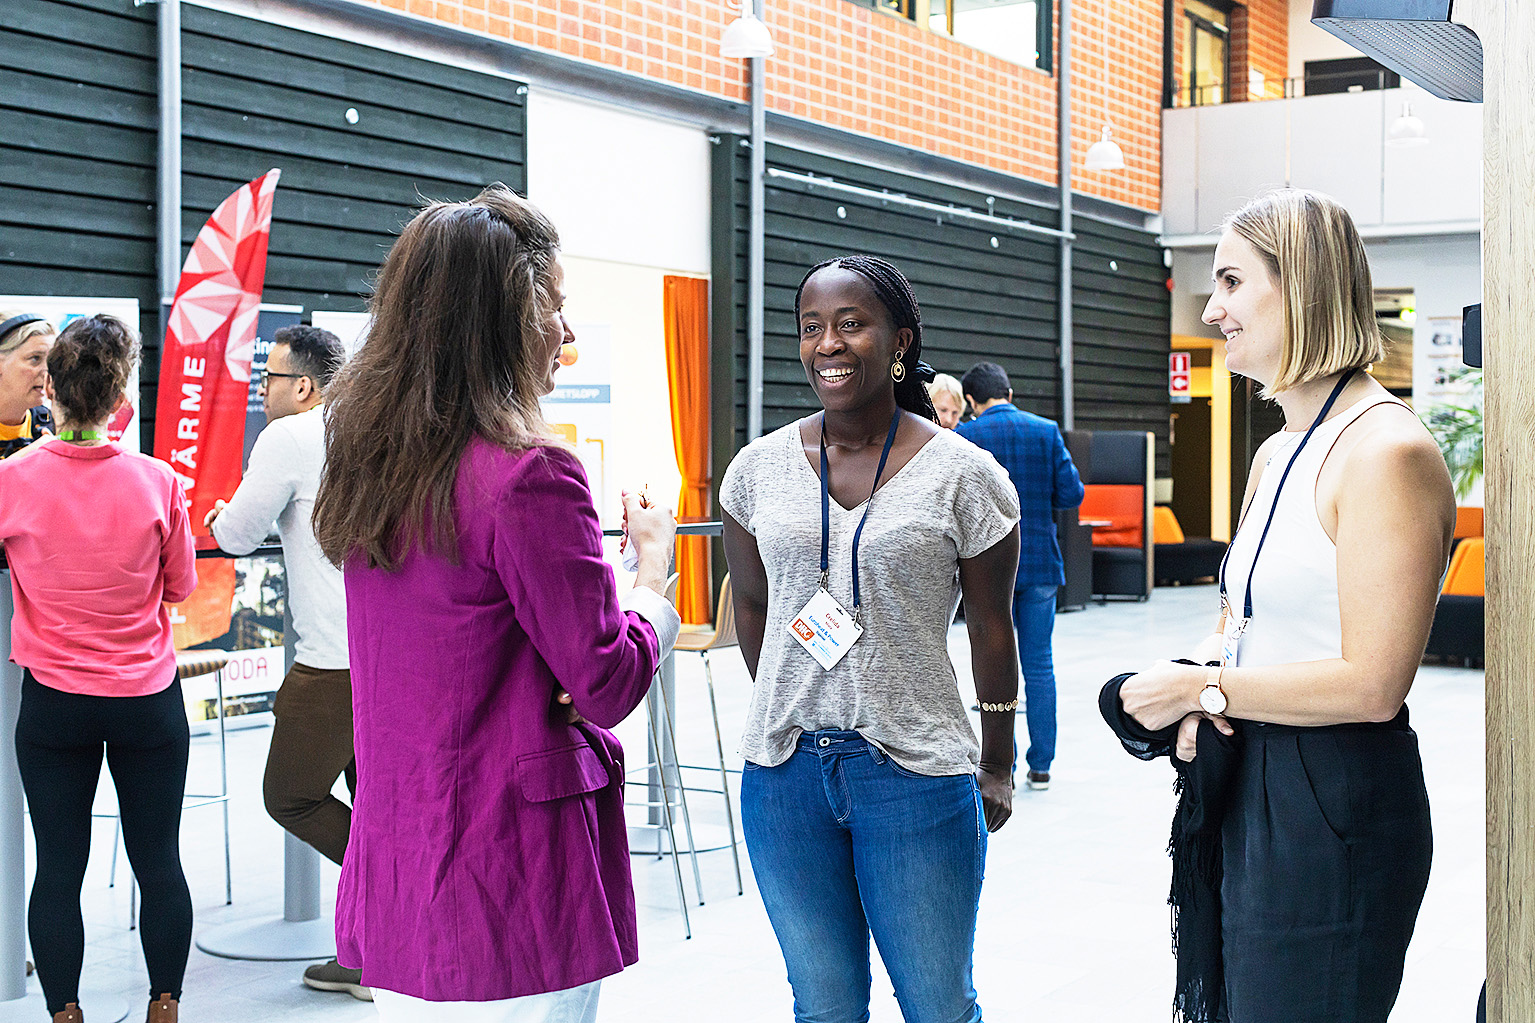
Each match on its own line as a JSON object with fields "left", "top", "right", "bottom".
{"left": 978, "top": 698, "right": 1020, "bottom": 713}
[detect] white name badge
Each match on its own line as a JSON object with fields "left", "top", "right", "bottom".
{"left": 1221, "top": 614, "right": 1247, "bottom": 666}
{"left": 787, "top": 588, "right": 863, "bottom": 671}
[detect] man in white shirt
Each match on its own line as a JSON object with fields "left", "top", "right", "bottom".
{"left": 206, "top": 325, "right": 367, "bottom": 1000}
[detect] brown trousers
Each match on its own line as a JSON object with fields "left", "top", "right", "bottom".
{"left": 262, "top": 662, "right": 355, "bottom": 865}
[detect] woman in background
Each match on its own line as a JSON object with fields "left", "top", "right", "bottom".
{"left": 0, "top": 315, "right": 196, "bottom": 1023}
{"left": 0, "top": 311, "right": 57, "bottom": 459}
{"left": 926, "top": 371, "right": 965, "bottom": 429}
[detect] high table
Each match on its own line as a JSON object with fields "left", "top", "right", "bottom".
{"left": 615, "top": 523, "right": 723, "bottom": 853}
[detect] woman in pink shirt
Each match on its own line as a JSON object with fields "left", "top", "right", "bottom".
{"left": 0, "top": 315, "right": 197, "bottom": 1023}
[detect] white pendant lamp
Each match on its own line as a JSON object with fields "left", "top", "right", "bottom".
{"left": 720, "top": 1, "right": 775, "bottom": 58}
{"left": 1386, "top": 101, "right": 1429, "bottom": 148}
{"left": 1085, "top": 121, "right": 1126, "bottom": 171}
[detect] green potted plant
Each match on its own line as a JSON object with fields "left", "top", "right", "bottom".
{"left": 1421, "top": 369, "right": 1484, "bottom": 500}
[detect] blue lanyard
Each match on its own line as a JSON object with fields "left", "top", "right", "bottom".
{"left": 820, "top": 409, "right": 902, "bottom": 622}
{"left": 1220, "top": 368, "right": 1358, "bottom": 621}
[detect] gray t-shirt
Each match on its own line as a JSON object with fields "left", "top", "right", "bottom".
{"left": 720, "top": 419, "right": 1020, "bottom": 775}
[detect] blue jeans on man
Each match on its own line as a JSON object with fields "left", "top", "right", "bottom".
{"left": 1013, "top": 584, "right": 1059, "bottom": 775}
{"left": 741, "top": 731, "right": 986, "bottom": 1023}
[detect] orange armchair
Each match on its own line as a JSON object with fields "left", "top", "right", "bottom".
{"left": 1425, "top": 536, "right": 1483, "bottom": 663}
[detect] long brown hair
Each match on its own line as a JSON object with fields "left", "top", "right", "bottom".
{"left": 312, "top": 183, "right": 561, "bottom": 570}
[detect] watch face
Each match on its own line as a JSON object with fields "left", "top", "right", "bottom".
{"left": 1200, "top": 686, "right": 1227, "bottom": 715}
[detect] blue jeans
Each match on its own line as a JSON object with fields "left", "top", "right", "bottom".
{"left": 1014, "top": 584, "right": 1059, "bottom": 774}
{"left": 740, "top": 731, "right": 986, "bottom": 1023}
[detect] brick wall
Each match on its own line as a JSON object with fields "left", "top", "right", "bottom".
{"left": 356, "top": 0, "right": 1283, "bottom": 212}
{"left": 1173, "top": 0, "right": 1287, "bottom": 103}
{"left": 1243, "top": 0, "right": 1287, "bottom": 99}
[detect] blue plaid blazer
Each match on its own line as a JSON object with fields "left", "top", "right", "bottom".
{"left": 956, "top": 403, "right": 1084, "bottom": 588}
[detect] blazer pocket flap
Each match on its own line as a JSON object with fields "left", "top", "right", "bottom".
{"left": 517, "top": 743, "right": 610, "bottom": 803}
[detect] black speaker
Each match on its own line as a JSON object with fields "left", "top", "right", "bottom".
{"left": 1311, "top": 0, "right": 1483, "bottom": 102}
{"left": 1462, "top": 304, "right": 1481, "bottom": 369}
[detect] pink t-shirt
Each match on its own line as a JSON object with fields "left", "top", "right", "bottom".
{"left": 0, "top": 440, "right": 196, "bottom": 696}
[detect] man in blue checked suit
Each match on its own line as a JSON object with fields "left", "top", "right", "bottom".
{"left": 956, "top": 362, "right": 1083, "bottom": 790}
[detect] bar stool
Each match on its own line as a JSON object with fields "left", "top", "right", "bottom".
{"left": 106, "top": 650, "right": 233, "bottom": 925}
{"left": 624, "top": 575, "right": 704, "bottom": 937}
{"left": 671, "top": 574, "right": 743, "bottom": 896}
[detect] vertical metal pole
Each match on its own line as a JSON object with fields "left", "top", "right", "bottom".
{"left": 280, "top": 569, "right": 322, "bottom": 923}
{"left": 1057, "top": 0, "right": 1075, "bottom": 431}
{"left": 746, "top": 4, "right": 767, "bottom": 441}
{"left": 157, "top": 0, "right": 181, "bottom": 312}
{"left": 0, "top": 583, "right": 26, "bottom": 1003}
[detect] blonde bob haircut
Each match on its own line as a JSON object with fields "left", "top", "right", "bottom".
{"left": 1223, "top": 189, "right": 1384, "bottom": 396}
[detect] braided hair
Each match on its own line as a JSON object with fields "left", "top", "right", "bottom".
{"left": 794, "top": 255, "right": 939, "bottom": 422}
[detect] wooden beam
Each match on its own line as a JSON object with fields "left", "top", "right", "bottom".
{"left": 1458, "top": 3, "right": 1535, "bottom": 1019}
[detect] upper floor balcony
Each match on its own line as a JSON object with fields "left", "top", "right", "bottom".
{"left": 1160, "top": 84, "right": 1482, "bottom": 240}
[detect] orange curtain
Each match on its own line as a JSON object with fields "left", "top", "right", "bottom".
{"left": 663, "top": 275, "right": 712, "bottom": 624}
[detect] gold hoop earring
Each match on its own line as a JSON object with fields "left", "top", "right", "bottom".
{"left": 890, "top": 359, "right": 906, "bottom": 383}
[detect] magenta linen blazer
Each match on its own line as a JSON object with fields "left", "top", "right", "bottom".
{"left": 335, "top": 440, "right": 660, "bottom": 1000}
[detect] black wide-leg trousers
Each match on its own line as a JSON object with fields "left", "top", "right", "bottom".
{"left": 1220, "top": 708, "right": 1433, "bottom": 1023}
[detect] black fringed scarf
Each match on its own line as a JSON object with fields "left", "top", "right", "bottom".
{"left": 1099, "top": 665, "right": 1243, "bottom": 1023}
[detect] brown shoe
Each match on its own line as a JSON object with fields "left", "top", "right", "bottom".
{"left": 147, "top": 994, "right": 177, "bottom": 1023}
{"left": 51, "top": 1004, "right": 82, "bottom": 1023}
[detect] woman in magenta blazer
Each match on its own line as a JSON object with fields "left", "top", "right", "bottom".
{"left": 311, "top": 184, "right": 678, "bottom": 1021}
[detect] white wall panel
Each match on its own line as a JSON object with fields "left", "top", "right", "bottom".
{"left": 526, "top": 91, "right": 711, "bottom": 274}
{"left": 1161, "top": 108, "right": 1199, "bottom": 236}
{"left": 1194, "top": 100, "right": 1287, "bottom": 232}
{"left": 1382, "top": 89, "right": 1483, "bottom": 225}
{"left": 1288, "top": 91, "right": 1383, "bottom": 225}
{"left": 1165, "top": 88, "right": 1482, "bottom": 239}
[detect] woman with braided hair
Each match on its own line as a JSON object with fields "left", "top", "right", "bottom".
{"left": 721, "top": 255, "right": 1021, "bottom": 1023}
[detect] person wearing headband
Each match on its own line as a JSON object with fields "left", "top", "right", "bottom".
{"left": 0, "top": 314, "right": 196, "bottom": 1023}
{"left": 721, "top": 254, "right": 1021, "bottom": 1023}
{"left": 0, "top": 311, "right": 57, "bottom": 459}
{"left": 1111, "top": 190, "right": 1454, "bottom": 1023}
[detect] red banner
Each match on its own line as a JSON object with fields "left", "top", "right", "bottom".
{"left": 153, "top": 169, "right": 281, "bottom": 648}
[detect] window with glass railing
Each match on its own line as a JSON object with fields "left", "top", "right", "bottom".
{"left": 1182, "top": 0, "right": 1230, "bottom": 107}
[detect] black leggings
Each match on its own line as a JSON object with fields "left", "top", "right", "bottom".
{"left": 14, "top": 672, "right": 193, "bottom": 1014}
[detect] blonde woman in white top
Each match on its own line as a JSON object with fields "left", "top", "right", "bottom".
{"left": 1115, "top": 190, "right": 1454, "bottom": 1022}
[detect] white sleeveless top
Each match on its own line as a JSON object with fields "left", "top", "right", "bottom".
{"left": 1221, "top": 394, "right": 1407, "bottom": 668}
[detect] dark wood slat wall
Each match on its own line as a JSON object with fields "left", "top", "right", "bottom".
{"left": 0, "top": 1, "right": 527, "bottom": 448}
{"left": 179, "top": 4, "right": 527, "bottom": 326}
{"left": 711, "top": 137, "right": 1172, "bottom": 474}
{"left": 0, "top": 0, "right": 159, "bottom": 419}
